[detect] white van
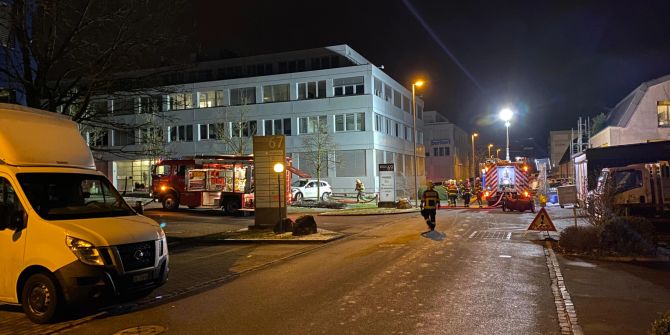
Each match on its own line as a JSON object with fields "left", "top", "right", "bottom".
{"left": 0, "top": 104, "right": 169, "bottom": 323}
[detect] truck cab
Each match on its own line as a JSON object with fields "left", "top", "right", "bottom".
{"left": 0, "top": 104, "right": 169, "bottom": 323}
{"left": 596, "top": 162, "right": 670, "bottom": 217}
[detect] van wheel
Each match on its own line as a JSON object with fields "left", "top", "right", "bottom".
{"left": 294, "top": 193, "right": 303, "bottom": 203}
{"left": 22, "top": 273, "right": 62, "bottom": 324}
{"left": 162, "top": 194, "right": 179, "bottom": 210}
{"left": 225, "top": 199, "right": 241, "bottom": 214}
{"left": 321, "top": 192, "right": 331, "bottom": 201}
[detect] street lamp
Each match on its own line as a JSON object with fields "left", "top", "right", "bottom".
{"left": 471, "top": 133, "right": 478, "bottom": 178}
{"left": 499, "top": 108, "right": 513, "bottom": 161}
{"left": 488, "top": 144, "right": 493, "bottom": 158}
{"left": 496, "top": 148, "right": 501, "bottom": 159}
{"left": 411, "top": 80, "right": 424, "bottom": 207}
{"left": 273, "top": 162, "right": 285, "bottom": 232}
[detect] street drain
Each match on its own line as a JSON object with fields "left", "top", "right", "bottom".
{"left": 468, "top": 231, "right": 512, "bottom": 240}
{"left": 113, "top": 325, "right": 167, "bottom": 335}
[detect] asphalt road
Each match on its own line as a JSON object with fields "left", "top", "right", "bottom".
{"left": 58, "top": 209, "right": 559, "bottom": 335}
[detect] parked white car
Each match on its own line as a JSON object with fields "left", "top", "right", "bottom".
{"left": 291, "top": 179, "right": 332, "bottom": 202}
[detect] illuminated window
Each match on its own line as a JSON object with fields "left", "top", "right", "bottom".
{"left": 335, "top": 113, "right": 365, "bottom": 132}
{"left": 658, "top": 101, "right": 670, "bottom": 127}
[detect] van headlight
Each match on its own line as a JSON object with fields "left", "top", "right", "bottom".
{"left": 66, "top": 236, "right": 104, "bottom": 266}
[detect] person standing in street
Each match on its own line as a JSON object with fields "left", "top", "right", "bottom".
{"left": 420, "top": 182, "right": 440, "bottom": 231}
{"left": 447, "top": 180, "right": 458, "bottom": 207}
{"left": 474, "top": 177, "right": 483, "bottom": 208}
{"left": 462, "top": 179, "right": 472, "bottom": 207}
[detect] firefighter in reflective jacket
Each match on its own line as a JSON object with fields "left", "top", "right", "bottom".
{"left": 462, "top": 179, "right": 472, "bottom": 207}
{"left": 474, "top": 177, "right": 483, "bottom": 208}
{"left": 420, "top": 182, "right": 440, "bottom": 231}
{"left": 447, "top": 180, "right": 458, "bottom": 207}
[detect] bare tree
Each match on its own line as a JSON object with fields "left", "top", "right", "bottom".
{"left": 0, "top": 0, "right": 190, "bottom": 154}
{"left": 215, "top": 107, "right": 257, "bottom": 156}
{"left": 301, "top": 123, "right": 338, "bottom": 200}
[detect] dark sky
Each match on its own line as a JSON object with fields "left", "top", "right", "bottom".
{"left": 192, "top": 0, "right": 670, "bottom": 156}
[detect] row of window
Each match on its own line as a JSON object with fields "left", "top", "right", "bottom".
{"left": 373, "top": 76, "right": 422, "bottom": 119}
{"left": 373, "top": 113, "right": 423, "bottom": 143}
{"left": 430, "top": 146, "right": 451, "bottom": 157}
{"left": 86, "top": 113, "right": 367, "bottom": 147}
{"left": 89, "top": 77, "right": 366, "bottom": 115}
{"left": 157, "top": 55, "right": 345, "bottom": 87}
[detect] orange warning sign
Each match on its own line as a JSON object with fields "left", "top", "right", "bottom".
{"left": 527, "top": 207, "right": 557, "bottom": 231}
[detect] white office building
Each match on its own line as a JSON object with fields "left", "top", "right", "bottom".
{"left": 88, "top": 45, "right": 426, "bottom": 198}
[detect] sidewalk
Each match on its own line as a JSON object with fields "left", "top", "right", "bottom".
{"left": 541, "top": 205, "right": 670, "bottom": 334}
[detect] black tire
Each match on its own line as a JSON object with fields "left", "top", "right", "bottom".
{"left": 21, "top": 273, "right": 62, "bottom": 324}
{"left": 162, "top": 193, "right": 179, "bottom": 210}
{"left": 187, "top": 205, "right": 197, "bottom": 209}
{"left": 530, "top": 202, "right": 536, "bottom": 213}
{"left": 321, "top": 192, "right": 331, "bottom": 201}
{"left": 294, "top": 193, "right": 303, "bottom": 203}
{"left": 225, "top": 199, "right": 241, "bottom": 214}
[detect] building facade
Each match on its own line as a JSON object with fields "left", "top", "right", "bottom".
{"left": 590, "top": 74, "right": 670, "bottom": 148}
{"left": 422, "top": 111, "right": 471, "bottom": 182}
{"left": 88, "top": 45, "right": 426, "bottom": 198}
{"left": 548, "top": 130, "right": 575, "bottom": 175}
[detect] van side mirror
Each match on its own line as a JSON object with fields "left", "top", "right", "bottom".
{"left": 8, "top": 208, "right": 26, "bottom": 231}
{"left": 0, "top": 205, "right": 8, "bottom": 230}
{"left": 0, "top": 205, "right": 26, "bottom": 231}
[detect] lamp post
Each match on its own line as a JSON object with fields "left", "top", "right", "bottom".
{"left": 273, "top": 162, "right": 284, "bottom": 232}
{"left": 488, "top": 144, "right": 493, "bottom": 158}
{"left": 471, "top": 133, "right": 478, "bottom": 178}
{"left": 496, "top": 148, "right": 501, "bottom": 159}
{"left": 411, "top": 80, "right": 424, "bottom": 207}
{"left": 499, "top": 108, "right": 513, "bottom": 161}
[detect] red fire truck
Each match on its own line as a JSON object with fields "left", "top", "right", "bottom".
{"left": 151, "top": 155, "right": 296, "bottom": 214}
{"left": 481, "top": 158, "right": 535, "bottom": 212}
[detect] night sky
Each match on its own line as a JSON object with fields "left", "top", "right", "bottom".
{"left": 192, "top": 0, "right": 670, "bottom": 157}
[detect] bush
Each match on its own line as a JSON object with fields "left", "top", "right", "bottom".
{"left": 292, "top": 201, "right": 346, "bottom": 209}
{"left": 600, "top": 216, "right": 656, "bottom": 256}
{"left": 650, "top": 310, "right": 670, "bottom": 335}
{"left": 559, "top": 225, "right": 600, "bottom": 253}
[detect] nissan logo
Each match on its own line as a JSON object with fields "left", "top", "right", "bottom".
{"left": 133, "top": 249, "right": 145, "bottom": 261}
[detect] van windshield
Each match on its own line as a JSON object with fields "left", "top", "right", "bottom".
{"left": 16, "top": 173, "right": 134, "bottom": 220}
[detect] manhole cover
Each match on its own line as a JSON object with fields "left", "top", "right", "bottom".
{"left": 113, "top": 325, "right": 167, "bottom": 335}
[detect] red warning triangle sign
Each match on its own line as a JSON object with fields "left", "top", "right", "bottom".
{"left": 527, "top": 207, "right": 557, "bottom": 231}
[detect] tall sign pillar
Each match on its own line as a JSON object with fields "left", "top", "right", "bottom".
{"left": 253, "top": 135, "right": 286, "bottom": 228}
{"left": 378, "top": 163, "right": 396, "bottom": 208}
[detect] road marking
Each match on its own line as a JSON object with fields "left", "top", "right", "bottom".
{"left": 499, "top": 255, "right": 512, "bottom": 258}
{"left": 505, "top": 232, "right": 512, "bottom": 240}
{"left": 469, "top": 231, "right": 478, "bottom": 238}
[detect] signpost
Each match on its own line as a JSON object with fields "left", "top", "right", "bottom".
{"left": 557, "top": 185, "right": 579, "bottom": 227}
{"left": 379, "top": 163, "right": 396, "bottom": 207}
{"left": 253, "top": 135, "right": 286, "bottom": 229}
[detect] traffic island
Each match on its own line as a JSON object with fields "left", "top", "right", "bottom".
{"left": 222, "top": 228, "right": 344, "bottom": 243}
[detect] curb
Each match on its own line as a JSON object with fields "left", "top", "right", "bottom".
{"left": 561, "top": 253, "right": 670, "bottom": 263}
{"left": 318, "top": 209, "right": 419, "bottom": 216}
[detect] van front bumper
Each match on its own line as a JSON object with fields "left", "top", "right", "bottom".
{"left": 54, "top": 255, "right": 169, "bottom": 305}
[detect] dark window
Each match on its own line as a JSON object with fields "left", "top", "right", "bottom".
{"left": 283, "top": 118, "right": 292, "bottom": 136}
{"left": 278, "top": 62, "right": 287, "bottom": 73}
{"left": 297, "top": 60, "right": 306, "bottom": 71}
{"left": 433, "top": 148, "right": 438, "bottom": 156}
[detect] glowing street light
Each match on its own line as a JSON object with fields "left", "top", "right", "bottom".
{"left": 488, "top": 144, "right": 493, "bottom": 159}
{"left": 499, "top": 108, "right": 514, "bottom": 161}
{"left": 411, "top": 80, "right": 425, "bottom": 207}
{"left": 471, "top": 133, "right": 478, "bottom": 178}
{"left": 496, "top": 148, "right": 501, "bottom": 159}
